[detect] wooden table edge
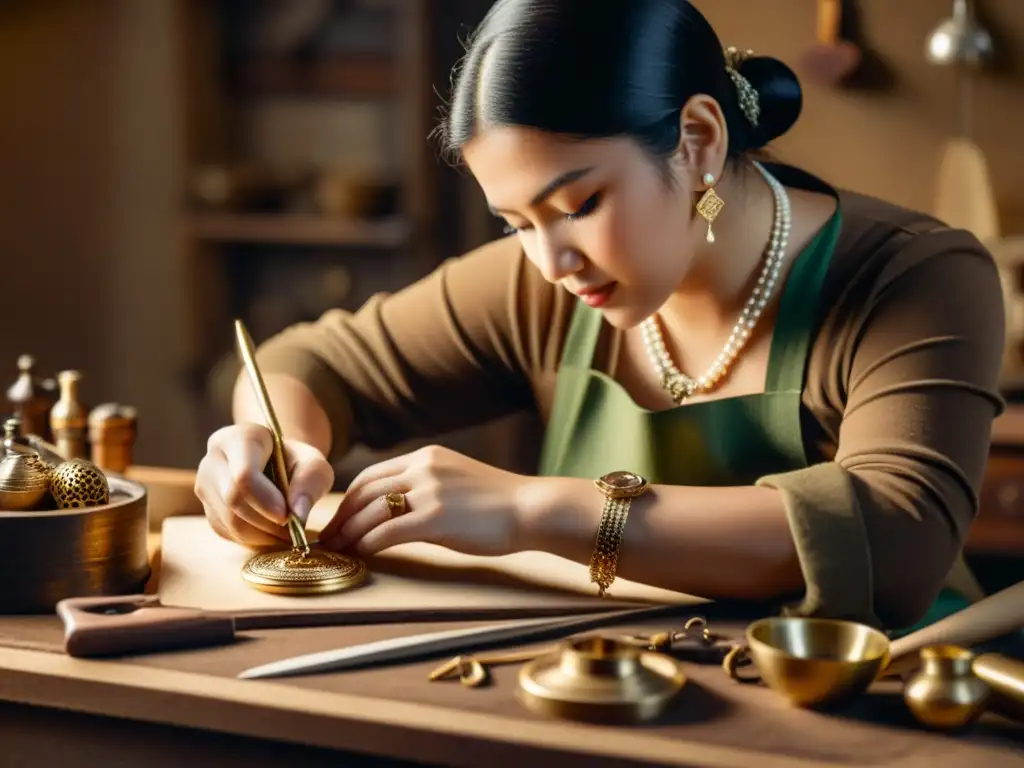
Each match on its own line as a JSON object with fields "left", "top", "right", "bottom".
{"left": 0, "top": 646, "right": 833, "bottom": 768}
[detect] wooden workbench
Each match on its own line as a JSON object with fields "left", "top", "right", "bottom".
{"left": 0, "top": 470, "right": 1020, "bottom": 766}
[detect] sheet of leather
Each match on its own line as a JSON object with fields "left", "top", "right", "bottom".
{"left": 0, "top": 615, "right": 1020, "bottom": 766}
{"left": 157, "top": 510, "right": 702, "bottom": 617}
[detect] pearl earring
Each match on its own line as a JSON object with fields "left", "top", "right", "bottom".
{"left": 696, "top": 172, "right": 725, "bottom": 244}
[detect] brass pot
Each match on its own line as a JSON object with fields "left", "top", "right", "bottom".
{"left": 904, "top": 645, "right": 990, "bottom": 730}
{"left": 0, "top": 448, "right": 52, "bottom": 511}
{"left": 0, "top": 475, "right": 149, "bottom": 613}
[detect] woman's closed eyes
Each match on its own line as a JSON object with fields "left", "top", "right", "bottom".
{"left": 502, "top": 191, "right": 604, "bottom": 235}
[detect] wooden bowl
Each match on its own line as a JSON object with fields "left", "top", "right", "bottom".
{"left": 0, "top": 475, "right": 149, "bottom": 614}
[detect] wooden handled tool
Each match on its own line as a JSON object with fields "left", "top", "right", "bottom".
{"left": 56, "top": 592, "right": 633, "bottom": 658}
{"left": 58, "top": 595, "right": 237, "bottom": 657}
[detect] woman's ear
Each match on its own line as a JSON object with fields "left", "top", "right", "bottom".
{"left": 669, "top": 94, "right": 729, "bottom": 188}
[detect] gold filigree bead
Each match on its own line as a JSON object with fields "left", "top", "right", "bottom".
{"left": 50, "top": 458, "right": 109, "bottom": 509}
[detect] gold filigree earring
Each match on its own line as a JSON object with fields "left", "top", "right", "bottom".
{"left": 696, "top": 172, "right": 724, "bottom": 244}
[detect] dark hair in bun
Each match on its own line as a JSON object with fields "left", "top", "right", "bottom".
{"left": 730, "top": 55, "right": 803, "bottom": 153}
{"left": 438, "top": 0, "right": 803, "bottom": 165}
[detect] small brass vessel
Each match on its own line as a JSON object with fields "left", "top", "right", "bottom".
{"left": 724, "top": 617, "right": 890, "bottom": 707}
{"left": 50, "top": 369, "right": 88, "bottom": 460}
{"left": 516, "top": 635, "right": 686, "bottom": 724}
{"left": 0, "top": 446, "right": 52, "bottom": 511}
{"left": 5, "top": 354, "right": 57, "bottom": 440}
{"left": 904, "top": 645, "right": 990, "bottom": 730}
{"left": 88, "top": 402, "right": 138, "bottom": 474}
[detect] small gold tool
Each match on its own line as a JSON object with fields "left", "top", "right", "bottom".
{"left": 619, "top": 616, "right": 722, "bottom": 653}
{"left": 234, "top": 319, "right": 367, "bottom": 595}
{"left": 429, "top": 648, "right": 546, "bottom": 688}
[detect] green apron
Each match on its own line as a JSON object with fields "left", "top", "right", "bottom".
{"left": 538, "top": 211, "right": 842, "bottom": 486}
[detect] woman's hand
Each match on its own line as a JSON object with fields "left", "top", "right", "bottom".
{"left": 195, "top": 422, "right": 335, "bottom": 547}
{"left": 318, "top": 445, "right": 531, "bottom": 557}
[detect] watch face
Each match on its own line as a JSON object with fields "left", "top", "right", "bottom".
{"left": 602, "top": 471, "right": 644, "bottom": 490}
{"left": 596, "top": 470, "right": 648, "bottom": 498}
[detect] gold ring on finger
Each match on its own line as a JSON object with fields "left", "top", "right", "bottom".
{"left": 384, "top": 491, "right": 407, "bottom": 517}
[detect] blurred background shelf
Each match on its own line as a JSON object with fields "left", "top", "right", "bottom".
{"left": 231, "top": 55, "right": 397, "bottom": 100}
{"left": 170, "top": 0, "right": 528, "bottom": 488}
{"left": 185, "top": 213, "right": 409, "bottom": 247}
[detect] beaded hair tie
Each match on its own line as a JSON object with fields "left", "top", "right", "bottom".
{"left": 724, "top": 46, "right": 761, "bottom": 127}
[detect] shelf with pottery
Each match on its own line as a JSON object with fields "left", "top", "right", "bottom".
{"left": 175, "top": 0, "right": 439, "bottom": 442}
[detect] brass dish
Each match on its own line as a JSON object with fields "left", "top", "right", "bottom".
{"left": 0, "top": 474, "right": 149, "bottom": 613}
{"left": 724, "top": 617, "right": 890, "bottom": 707}
{"left": 0, "top": 447, "right": 52, "bottom": 511}
{"left": 904, "top": 645, "right": 989, "bottom": 730}
{"left": 516, "top": 635, "right": 686, "bottom": 724}
{"left": 240, "top": 547, "right": 367, "bottom": 595}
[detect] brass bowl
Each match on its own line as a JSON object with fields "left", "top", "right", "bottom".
{"left": 727, "top": 617, "right": 891, "bottom": 707}
{"left": 0, "top": 475, "right": 149, "bottom": 613}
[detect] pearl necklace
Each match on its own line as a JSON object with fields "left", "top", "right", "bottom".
{"left": 641, "top": 161, "right": 792, "bottom": 404}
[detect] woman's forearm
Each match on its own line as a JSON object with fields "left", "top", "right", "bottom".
{"left": 232, "top": 371, "right": 335, "bottom": 458}
{"left": 516, "top": 477, "right": 804, "bottom": 601}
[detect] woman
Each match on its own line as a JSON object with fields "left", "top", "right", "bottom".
{"left": 194, "top": 0, "right": 1006, "bottom": 631}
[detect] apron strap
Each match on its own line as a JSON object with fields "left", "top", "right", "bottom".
{"left": 764, "top": 211, "right": 843, "bottom": 393}
{"left": 537, "top": 299, "right": 604, "bottom": 475}
{"left": 561, "top": 300, "right": 604, "bottom": 369}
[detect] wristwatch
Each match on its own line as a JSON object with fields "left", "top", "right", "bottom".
{"left": 589, "top": 470, "right": 649, "bottom": 596}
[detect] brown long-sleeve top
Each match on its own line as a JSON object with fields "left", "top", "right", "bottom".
{"left": 255, "top": 173, "right": 1006, "bottom": 630}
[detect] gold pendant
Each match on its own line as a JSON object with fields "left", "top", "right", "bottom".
{"left": 696, "top": 186, "right": 724, "bottom": 245}
{"left": 663, "top": 373, "right": 695, "bottom": 405}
